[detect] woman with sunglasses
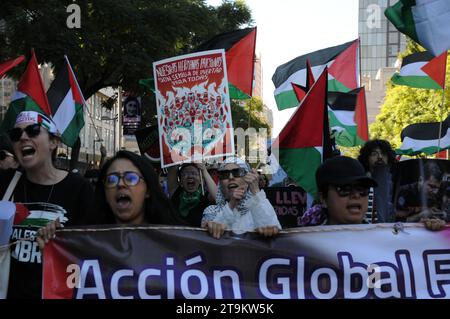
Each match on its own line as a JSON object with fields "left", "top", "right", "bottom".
{"left": 0, "top": 111, "right": 94, "bottom": 299}
{"left": 201, "top": 157, "right": 281, "bottom": 239}
{"left": 0, "top": 134, "right": 19, "bottom": 170}
{"left": 89, "top": 150, "right": 184, "bottom": 225}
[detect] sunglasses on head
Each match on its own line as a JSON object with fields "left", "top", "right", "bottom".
{"left": 0, "top": 150, "right": 14, "bottom": 161}
{"left": 333, "top": 184, "right": 370, "bottom": 197}
{"left": 218, "top": 168, "right": 246, "bottom": 180}
{"left": 104, "top": 171, "right": 144, "bottom": 188}
{"left": 8, "top": 124, "right": 41, "bottom": 142}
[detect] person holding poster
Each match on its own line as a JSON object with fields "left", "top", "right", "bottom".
{"left": 202, "top": 157, "right": 281, "bottom": 239}
{"left": 168, "top": 163, "right": 216, "bottom": 227}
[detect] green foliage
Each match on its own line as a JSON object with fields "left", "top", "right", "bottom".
{"left": 231, "top": 97, "right": 271, "bottom": 136}
{"left": 0, "top": 0, "right": 253, "bottom": 99}
{"left": 370, "top": 39, "right": 450, "bottom": 150}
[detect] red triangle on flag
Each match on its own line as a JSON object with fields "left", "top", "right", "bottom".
{"left": 328, "top": 39, "right": 359, "bottom": 89}
{"left": 275, "top": 68, "right": 328, "bottom": 149}
{"left": 0, "top": 55, "right": 25, "bottom": 78}
{"left": 354, "top": 87, "right": 369, "bottom": 142}
{"left": 226, "top": 28, "right": 257, "bottom": 97}
{"left": 66, "top": 62, "right": 84, "bottom": 105}
{"left": 421, "top": 51, "right": 447, "bottom": 89}
{"left": 17, "top": 50, "right": 52, "bottom": 116}
{"left": 291, "top": 83, "right": 307, "bottom": 102}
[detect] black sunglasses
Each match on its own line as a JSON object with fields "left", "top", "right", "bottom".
{"left": 333, "top": 185, "right": 370, "bottom": 197}
{"left": 104, "top": 171, "right": 144, "bottom": 188}
{"left": 8, "top": 124, "right": 42, "bottom": 142}
{"left": 218, "top": 168, "right": 247, "bottom": 180}
{"left": 0, "top": 150, "right": 13, "bottom": 161}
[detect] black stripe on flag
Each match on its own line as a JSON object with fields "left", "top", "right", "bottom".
{"left": 194, "top": 27, "right": 255, "bottom": 52}
{"left": 402, "top": 51, "right": 433, "bottom": 67}
{"left": 327, "top": 88, "right": 362, "bottom": 111}
{"left": 401, "top": 116, "right": 450, "bottom": 141}
{"left": 47, "top": 64, "right": 70, "bottom": 116}
{"left": 272, "top": 40, "right": 356, "bottom": 88}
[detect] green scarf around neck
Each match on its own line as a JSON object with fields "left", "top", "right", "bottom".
{"left": 178, "top": 188, "right": 202, "bottom": 217}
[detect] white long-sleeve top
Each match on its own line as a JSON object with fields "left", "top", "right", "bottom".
{"left": 202, "top": 190, "right": 282, "bottom": 234}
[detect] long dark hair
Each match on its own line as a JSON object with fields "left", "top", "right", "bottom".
{"left": 92, "top": 150, "right": 186, "bottom": 225}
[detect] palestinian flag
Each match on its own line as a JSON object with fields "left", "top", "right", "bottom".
{"left": 0, "top": 51, "right": 52, "bottom": 133}
{"left": 272, "top": 39, "right": 359, "bottom": 110}
{"left": 47, "top": 56, "right": 85, "bottom": 147}
{"left": 391, "top": 51, "right": 448, "bottom": 89}
{"left": 385, "top": 0, "right": 450, "bottom": 57}
{"left": 272, "top": 68, "right": 331, "bottom": 196}
{"left": 194, "top": 27, "right": 257, "bottom": 99}
{"left": 0, "top": 55, "right": 25, "bottom": 78}
{"left": 327, "top": 87, "right": 369, "bottom": 147}
{"left": 397, "top": 116, "right": 450, "bottom": 155}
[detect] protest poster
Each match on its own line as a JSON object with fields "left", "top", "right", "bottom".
{"left": 134, "top": 125, "right": 160, "bottom": 162}
{"left": 43, "top": 224, "right": 450, "bottom": 299}
{"left": 153, "top": 50, "right": 234, "bottom": 167}
{"left": 392, "top": 159, "right": 449, "bottom": 222}
{"left": 264, "top": 187, "right": 307, "bottom": 228}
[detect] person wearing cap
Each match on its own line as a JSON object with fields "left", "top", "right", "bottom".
{"left": 0, "top": 134, "right": 19, "bottom": 170}
{"left": 298, "top": 156, "right": 377, "bottom": 226}
{"left": 0, "top": 111, "right": 94, "bottom": 299}
{"left": 167, "top": 162, "right": 217, "bottom": 227}
{"left": 201, "top": 157, "right": 281, "bottom": 239}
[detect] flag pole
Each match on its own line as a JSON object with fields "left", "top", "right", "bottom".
{"left": 436, "top": 52, "right": 448, "bottom": 155}
{"left": 64, "top": 55, "right": 102, "bottom": 142}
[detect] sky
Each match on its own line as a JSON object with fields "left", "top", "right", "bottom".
{"left": 207, "top": 0, "right": 359, "bottom": 137}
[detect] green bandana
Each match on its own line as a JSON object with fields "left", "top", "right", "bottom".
{"left": 178, "top": 189, "right": 202, "bottom": 217}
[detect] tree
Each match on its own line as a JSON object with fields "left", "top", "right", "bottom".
{"left": 370, "top": 40, "right": 450, "bottom": 150}
{"left": 0, "top": 0, "right": 253, "bottom": 166}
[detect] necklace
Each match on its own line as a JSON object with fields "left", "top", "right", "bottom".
{"left": 23, "top": 179, "right": 55, "bottom": 204}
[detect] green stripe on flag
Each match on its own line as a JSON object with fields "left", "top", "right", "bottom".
{"left": 229, "top": 83, "right": 250, "bottom": 100}
{"left": 391, "top": 74, "right": 442, "bottom": 89}
{"left": 328, "top": 111, "right": 365, "bottom": 147}
{"left": 274, "top": 90, "right": 299, "bottom": 110}
{"left": 385, "top": 0, "right": 419, "bottom": 44}
{"left": 279, "top": 147, "right": 321, "bottom": 195}
{"left": 327, "top": 79, "right": 351, "bottom": 92}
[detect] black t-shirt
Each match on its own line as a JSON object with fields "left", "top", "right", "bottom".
{"left": 0, "top": 169, "right": 94, "bottom": 299}
{"left": 171, "top": 187, "right": 212, "bottom": 227}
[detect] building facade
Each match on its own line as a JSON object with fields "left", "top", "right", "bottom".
{"left": 359, "top": 0, "right": 406, "bottom": 78}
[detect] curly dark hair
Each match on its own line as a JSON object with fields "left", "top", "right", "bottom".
{"left": 91, "top": 150, "right": 186, "bottom": 225}
{"left": 358, "top": 139, "right": 396, "bottom": 171}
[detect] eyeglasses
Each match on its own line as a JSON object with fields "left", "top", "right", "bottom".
{"left": 104, "top": 171, "right": 144, "bottom": 188}
{"left": 180, "top": 171, "right": 200, "bottom": 178}
{"left": 8, "top": 124, "right": 41, "bottom": 142}
{"left": 0, "top": 150, "right": 14, "bottom": 160}
{"left": 218, "top": 168, "right": 247, "bottom": 180}
{"left": 333, "top": 185, "right": 370, "bottom": 197}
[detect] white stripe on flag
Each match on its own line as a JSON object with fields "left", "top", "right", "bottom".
{"left": 11, "top": 91, "right": 26, "bottom": 103}
{"left": 399, "top": 62, "right": 427, "bottom": 77}
{"left": 53, "top": 89, "right": 76, "bottom": 134}
{"left": 413, "top": 0, "right": 450, "bottom": 56}
{"left": 328, "top": 107, "right": 356, "bottom": 126}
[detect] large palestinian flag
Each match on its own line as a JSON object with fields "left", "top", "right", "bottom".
{"left": 0, "top": 55, "right": 25, "bottom": 78}
{"left": 391, "top": 51, "right": 447, "bottom": 89}
{"left": 272, "top": 68, "right": 331, "bottom": 196}
{"left": 194, "top": 27, "right": 257, "bottom": 99}
{"left": 385, "top": 0, "right": 450, "bottom": 57}
{"left": 0, "top": 51, "right": 52, "bottom": 133}
{"left": 327, "top": 87, "right": 369, "bottom": 147}
{"left": 397, "top": 116, "right": 450, "bottom": 156}
{"left": 272, "top": 39, "right": 359, "bottom": 110}
{"left": 47, "top": 56, "right": 85, "bottom": 147}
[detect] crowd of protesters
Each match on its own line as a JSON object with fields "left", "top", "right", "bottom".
{"left": 0, "top": 110, "right": 448, "bottom": 299}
